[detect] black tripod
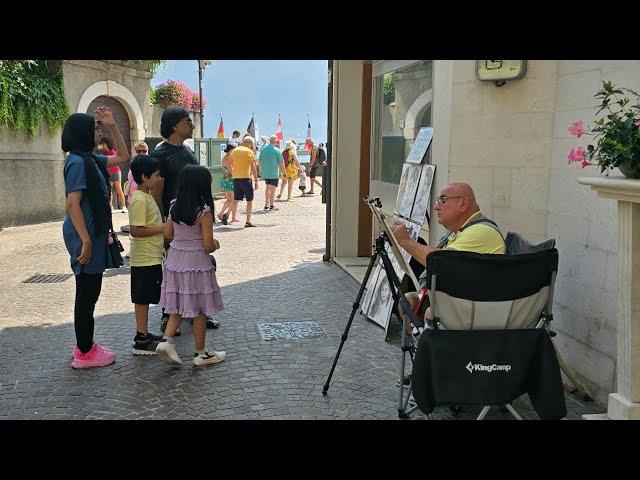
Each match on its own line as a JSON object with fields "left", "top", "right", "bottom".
{"left": 322, "top": 232, "right": 422, "bottom": 396}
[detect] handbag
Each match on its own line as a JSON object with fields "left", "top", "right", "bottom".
{"left": 107, "top": 211, "right": 124, "bottom": 268}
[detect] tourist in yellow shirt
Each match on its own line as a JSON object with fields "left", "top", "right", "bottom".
{"left": 128, "top": 154, "right": 167, "bottom": 355}
{"left": 230, "top": 136, "right": 259, "bottom": 227}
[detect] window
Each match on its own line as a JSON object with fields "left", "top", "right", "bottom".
{"left": 372, "top": 61, "right": 433, "bottom": 184}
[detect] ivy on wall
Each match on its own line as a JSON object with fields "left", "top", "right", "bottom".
{"left": 0, "top": 60, "right": 70, "bottom": 138}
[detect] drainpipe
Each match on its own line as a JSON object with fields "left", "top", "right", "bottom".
{"left": 323, "top": 60, "right": 334, "bottom": 262}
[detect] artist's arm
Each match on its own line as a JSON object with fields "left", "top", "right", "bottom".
{"left": 391, "top": 221, "right": 441, "bottom": 266}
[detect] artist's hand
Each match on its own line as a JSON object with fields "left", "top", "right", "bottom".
{"left": 391, "top": 221, "right": 410, "bottom": 246}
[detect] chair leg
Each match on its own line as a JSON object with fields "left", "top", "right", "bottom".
{"left": 476, "top": 406, "right": 491, "bottom": 420}
{"left": 504, "top": 403, "right": 523, "bottom": 420}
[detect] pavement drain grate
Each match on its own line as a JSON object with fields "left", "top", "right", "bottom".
{"left": 21, "top": 274, "right": 73, "bottom": 284}
{"left": 257, "top": 321, "right": 326, "bottom": 341}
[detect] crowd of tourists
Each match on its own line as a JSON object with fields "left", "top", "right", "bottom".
{"left": 61, "top": 106, "right": 326, "bottom": 370}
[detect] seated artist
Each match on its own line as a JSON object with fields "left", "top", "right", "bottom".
{"left": 391, "top": 182, "right": 505, "bottom": 331}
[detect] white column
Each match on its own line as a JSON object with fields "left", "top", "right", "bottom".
{"left": 578, "top": 176, "right": 640, "bottom": 420}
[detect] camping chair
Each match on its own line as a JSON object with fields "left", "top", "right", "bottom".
{"left": 399, "top": 248, "right": 567, "bottom": 420}
{"left": 504, "top": 232, "right": 592, "bottom": 400}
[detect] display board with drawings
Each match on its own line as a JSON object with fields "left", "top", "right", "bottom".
{"left": 360, "top": 128, "right": 436, "bottom": 333}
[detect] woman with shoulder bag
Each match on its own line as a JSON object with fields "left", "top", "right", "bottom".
{"left": 61, "top": 107, "right": 129, "bottom": 369}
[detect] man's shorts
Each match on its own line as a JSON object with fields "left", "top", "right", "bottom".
{"left": 131, "top": 264, "right": 162, "bottom": 305}
{"left": 264, "top": 178, "right": 279, "bottom": 187}
{"left": 233, "top": 178, "right": 254, "bottom": 201}
{"left": 109, "top": 171, "right": 122, "bottom": 182}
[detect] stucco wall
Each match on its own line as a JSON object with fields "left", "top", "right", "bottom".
{"left": 0, "top": 124, "right": 66, "bottom": 227}
{"left": 331, "top": 60, "right": 363, "bottom": 258}
{"left": 447, "top": 60, "right": 558, "bottom": 245}
{"left": 548, "top": 60, "right": 640, "bottom": 404}
{"left": 0, "top": 61, "right": 152, "bottom": 227}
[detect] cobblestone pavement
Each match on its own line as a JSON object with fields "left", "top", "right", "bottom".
{"left": 0, "top": 185, "right": 602, "bottom": 420}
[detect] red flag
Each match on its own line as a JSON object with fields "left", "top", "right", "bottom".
{"left": 275, "top": 115, "right": 283, "bottom": 147}
{"left": 216, "top": 116, "right": 225, "bottom": 139}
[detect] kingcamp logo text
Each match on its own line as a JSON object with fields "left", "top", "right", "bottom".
{"left": 466, "top": 362, "right": 511, "bottom": 373}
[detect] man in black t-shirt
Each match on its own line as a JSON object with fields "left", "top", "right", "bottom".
{"left": 151, "top": 107, "right": 199, "bottom": 219}
{"left": 151, "top": 107, "right": 219, "bottom": 331}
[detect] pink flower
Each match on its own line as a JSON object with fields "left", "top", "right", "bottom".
{"left": 580, "top": 158, "right": 592, "bottom": 168}
{"left": 635, "top": 119, "right": 640, "bottom": 126}
{"left": 568, "top": 120, "right": 584, "bottom": 138}
{"left": 567, "top": 147, "right": 586, "bottom": 164}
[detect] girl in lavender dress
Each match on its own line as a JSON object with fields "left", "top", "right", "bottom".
{"left": 156, "top": 165, "right": 226, "bottom": 366}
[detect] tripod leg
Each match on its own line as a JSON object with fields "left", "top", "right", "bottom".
{"left": 378, "top": 248, "right": 421, "bottom": 417}
{"left": 323, "top": 251, "right": 380, "bottom": 395}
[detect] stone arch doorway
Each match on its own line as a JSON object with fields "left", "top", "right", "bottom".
{"left": 86, "top": 95, "right": 132, "bottom": 187}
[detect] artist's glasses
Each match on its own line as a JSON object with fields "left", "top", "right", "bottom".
{"left": 435, "top": 195, "right": 464, "bottom": 205}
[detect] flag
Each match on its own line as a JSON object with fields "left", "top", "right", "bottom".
{"left": 276, "top": 115, "right": 283, "bottom": 147}
{"left": 216, "top": 116, "right": 225, "bottom": 139}
{"left": 304, "top": 118, "right": 313, "bottom": 153}
{"left": 247, "top": 115, "right": 256, "bottom": 139}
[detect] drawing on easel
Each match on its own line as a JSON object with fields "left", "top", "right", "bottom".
{"left": 360, "top": 263, "right": 381, "bottom": 316}
{"left": 367, "top": 268, "right": 394, "bottom": 330}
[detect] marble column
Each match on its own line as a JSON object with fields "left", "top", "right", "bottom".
{"left": 578, "top": 176, "right": 640, "bottom": 420}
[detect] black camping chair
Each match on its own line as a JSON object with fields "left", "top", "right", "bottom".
{"left": 399, "top": 248, "right": 567, "bottom": 420}
{"left": 505, "top": 231, "right": 555, "bottom": 255}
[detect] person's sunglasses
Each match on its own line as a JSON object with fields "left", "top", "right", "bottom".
{"left": 436, "top": 195, "right": 464, "bottom": 205}
{"left": 135, "top": 150, "right": 148, "bottom": 154}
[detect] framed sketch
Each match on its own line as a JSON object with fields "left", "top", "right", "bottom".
{"left": 405, "top": 127, "right": 434, "bottom": 164}
{"left": 360, "top": 263, "right": 381, "bottom": 316}
{"left": 410, "top": 164, "right": 436, "bottom": 223}
{"left": 367, "top": 268, "right": 394, "bottom": 330}
{"left": 394, "top": 163, "right": 422, "bottom": 218}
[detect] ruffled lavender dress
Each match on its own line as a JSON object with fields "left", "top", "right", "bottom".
{"left": 159, "top": 205, "right": 224, "bottom": 318}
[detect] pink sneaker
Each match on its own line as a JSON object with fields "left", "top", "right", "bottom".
{"left": 71, "top": 342, "right": 116, "bottom": 369}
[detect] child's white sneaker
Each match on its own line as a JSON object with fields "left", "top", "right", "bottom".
{"left": 156, "top": 340, "right": 182, "bottom": 365}
{"left": 193, "top": 348, "right": 226, "bottom": 366}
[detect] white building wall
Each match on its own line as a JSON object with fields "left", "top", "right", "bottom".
{"left": 548, "top": 61, "right": 640, "bottom": 404}
{"left": 331, "top": 61, "right": 363, "bottom": 258}
{"left": 447, "top": 60, "right": 558, "bottom": 245}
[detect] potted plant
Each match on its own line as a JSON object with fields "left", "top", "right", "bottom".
{"left": 567, "top": 80, "right": 640, "bottom": 178}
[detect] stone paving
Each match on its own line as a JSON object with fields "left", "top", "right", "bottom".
{"left": 0, "top": 183, "right": 603, "bottom": 420}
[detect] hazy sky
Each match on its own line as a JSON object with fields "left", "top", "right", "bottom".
{"left": 152, "top": 60, "right": 328, "bottom": 144}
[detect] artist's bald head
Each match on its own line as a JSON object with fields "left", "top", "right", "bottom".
{"left": 434, "top": 182, "right": 481, "bottom": 231}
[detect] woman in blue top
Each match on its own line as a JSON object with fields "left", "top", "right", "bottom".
{"left": 62, "top": 107, "right": 130, "bottom": 369}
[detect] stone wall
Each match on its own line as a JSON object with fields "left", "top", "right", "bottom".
{"left": 0, "top": 60, "right": 152, "bottom": 227}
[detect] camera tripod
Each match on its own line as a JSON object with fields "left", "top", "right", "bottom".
{"left": 322, "top": 231, "right": 423, "bottom": 410}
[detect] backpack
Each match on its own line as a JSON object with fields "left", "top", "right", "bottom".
{"left": 317, "top": 147, "right": 327, "bottom": 165}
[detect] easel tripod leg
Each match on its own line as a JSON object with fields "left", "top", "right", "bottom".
{"left": 322, "top": 251, "right": 379, "bottom": 395}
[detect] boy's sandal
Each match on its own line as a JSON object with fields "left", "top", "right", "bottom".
{"left": 245, "top": 222, "right": 256, "bottom": 228}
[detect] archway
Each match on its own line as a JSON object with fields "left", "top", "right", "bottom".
{"left": 403, "top": 88, "right": 432, "bottom": 140}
